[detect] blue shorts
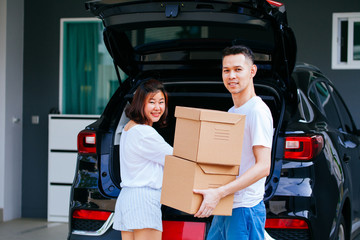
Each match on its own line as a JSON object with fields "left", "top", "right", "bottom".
{"left": 207, "top": 201, "right": 266, "bottom": 240}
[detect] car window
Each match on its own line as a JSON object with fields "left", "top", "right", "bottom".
{"left": 308, "top": 81, "right": 329, "bottom": 115}
{"left": 315, "top": 82, "right": 330, "bottom": 106}
{"left": 320, "top": 83, "right": 342, "bottom": 130}
{"left": 124, "top": 25, "right": 273, "bottom": 62}
{"left": 298, "top": 89, "right": 314, "bottom": 123}
{"left": 310, "top": 81, "right": 342, "bottom": 130}
{"left": 309, "top": 84, "right": 323, "bottom": 114}
{"left": 126, "top": 25, "right": 274, "bottom": 48}
{"left": 330, "top": 86, "right": 356, "bottom": 133}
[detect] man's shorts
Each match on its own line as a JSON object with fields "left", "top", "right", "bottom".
{"left": 207, "top": 201, "right": 266, "bottom": 240}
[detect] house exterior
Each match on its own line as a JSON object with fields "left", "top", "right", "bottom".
{"left": 0, "top": 0, "right": 359, "bottom": 221}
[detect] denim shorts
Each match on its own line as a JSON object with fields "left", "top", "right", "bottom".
{"left": 112, "top": 187, "right": 162, "bottom": 232}
{"left": 207, "top": 201, "right": 266, "bottom": 240}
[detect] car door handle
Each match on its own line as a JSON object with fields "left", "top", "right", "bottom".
{"left": 343, "top": 154, "right": 351, "bottom": 162}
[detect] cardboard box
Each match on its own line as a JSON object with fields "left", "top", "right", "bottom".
{"left": 161, "top": 155, "right": 239, "bottom": 216}
{"left": 173, "top": 106, "right": 246, "bottom": 166}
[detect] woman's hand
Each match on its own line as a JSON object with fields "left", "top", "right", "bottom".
{"left": 193, "top": 188, "right": 221, "bottom": 218}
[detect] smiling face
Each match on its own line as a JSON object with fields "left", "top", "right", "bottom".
{"left": 222, "top": 53, "right": 257, "bottom": 96}
{"left": 144, "top": 90, "right": 166, "bottom": 126}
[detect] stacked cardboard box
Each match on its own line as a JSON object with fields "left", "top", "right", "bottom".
{"left": 161, "top": 106, "right": 246, "bottom": 216}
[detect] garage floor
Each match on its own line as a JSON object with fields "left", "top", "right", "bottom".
{"left": 2, "top": 218, "right": 360, "bottom": 240}
{"left": 0, "top": 218, "right": 68, "bottom": 240}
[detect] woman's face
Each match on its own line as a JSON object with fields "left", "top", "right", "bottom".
{"left": 144, "top": 90, "right": 166, "bottom": 126}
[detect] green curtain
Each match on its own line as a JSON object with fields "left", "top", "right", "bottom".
{"left": 354, "top": 22, "right": 360, "bottom": 60}
{"left": 63, "top": 22, "right": 100, "bottom": 114}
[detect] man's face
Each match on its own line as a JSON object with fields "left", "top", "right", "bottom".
{"left": 222, "top": 53, "right": 257, "bottom": 95}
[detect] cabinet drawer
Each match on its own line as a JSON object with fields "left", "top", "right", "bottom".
{"left": 48, "top": 116, "right": 98, "bottom": 150}
{"left": 48, "top": 185, "right": 71, "bottom": 222}
{"left": 49, "top": 152, "right": 77, "bottom": 183}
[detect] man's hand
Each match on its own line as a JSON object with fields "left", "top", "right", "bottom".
{"left": 193, "top": 188, "right": 221, "bottom": 218}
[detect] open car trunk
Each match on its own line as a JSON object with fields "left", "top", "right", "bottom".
{"left": 87, "top": 0, "right": 295, "bottom": 224}
{"left": 86, "top": 0, "right": 296, "bottom": 90}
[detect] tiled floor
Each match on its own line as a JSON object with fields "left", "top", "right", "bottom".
{"left": 0, "top": 218, "right": 68, "bottom": 240}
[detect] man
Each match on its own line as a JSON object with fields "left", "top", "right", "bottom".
{"left": 193, "top": 45, "right": 273, "bottom": 240}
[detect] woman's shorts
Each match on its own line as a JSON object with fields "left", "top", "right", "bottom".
{"left": 112, "top": 187, "right": 162, "bottom": 232}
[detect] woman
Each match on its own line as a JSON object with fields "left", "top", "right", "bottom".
{"left": 113, "top": 78, "right": 173, "bottom": 240}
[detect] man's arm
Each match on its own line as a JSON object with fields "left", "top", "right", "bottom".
{"left": 193, "top": 145, "right": 271, "bottom": 218}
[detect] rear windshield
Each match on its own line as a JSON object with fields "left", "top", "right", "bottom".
{"left": 123, "top": 24, "right": 274, "bottom": 61}
{"left": 127, "top": 25, "right": 273, "bottom": 45}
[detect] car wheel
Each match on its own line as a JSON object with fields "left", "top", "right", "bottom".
{"left": 337, "top": 214, "right": 346, "bottom": 240}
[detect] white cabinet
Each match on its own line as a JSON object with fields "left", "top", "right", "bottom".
{"left": 48, "top": 114, "right": 99, "bottom": 222}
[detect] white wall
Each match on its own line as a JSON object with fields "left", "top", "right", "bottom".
{"left": 0, "top": 0, "right": 24, "bottom": 221}
{"left": 0, "top": 0, "right": 8, "bottom": 221}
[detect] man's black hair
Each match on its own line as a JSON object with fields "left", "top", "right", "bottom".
{"left": 222, "top": 45, "right": 255, "bottom": 64}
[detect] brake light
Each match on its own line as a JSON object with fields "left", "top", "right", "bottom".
{"left": 162, "top": 221, "right": 206, "bottom": 240}
{"left": 77, "top": 130, "right": 96, "bottom": 154}
{"left": 265, "top": 218, "right": 309, "bottom": 229}
{"left": 266, "top": 0, "right": 284, "bottom": 7}
{"left": 284, "top": 135, "right": 324, "bottom": 161}
{"left": 72, "top": 209, "right": 111, "bottom": 221}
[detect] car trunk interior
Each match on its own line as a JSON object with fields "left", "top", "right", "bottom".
{"left": 109, "top": 80, "right": 282, "bottom": 194}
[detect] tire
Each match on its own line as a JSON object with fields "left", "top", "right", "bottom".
{"left": 337, "top": 214, "right": 346, "bottom": 240}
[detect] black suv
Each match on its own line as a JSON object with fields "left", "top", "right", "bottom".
{"left": 68, "top": 0, "right": 360, "bottom": 239}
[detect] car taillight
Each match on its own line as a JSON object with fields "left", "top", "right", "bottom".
{"left": 72, "top": 209, "right": 111, "bottom": 221}
{"left": 284, "top": 135, "right": 324, "bottom": 161}
{"left": 162, "top": 221, "right": 206, "bottom": 240}
{"left": 77, "top": 130, "right": 96, "bottom": 154}
{"left": 266, "top": 0, "right": 284, "bottom": 7}
{"left": 265, "top": 218, "right": 309, "bottom": 229}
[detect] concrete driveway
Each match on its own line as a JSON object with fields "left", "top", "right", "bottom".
{"left": 0, "top": 219, "right": 68, "bottom": 240}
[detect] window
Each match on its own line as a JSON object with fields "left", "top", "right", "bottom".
{"left": 309, "top": 80, "right": 342, "bottom": 130}
{"left": 320, "top": 83, "right": 342, "bottom": 130}
{"left": 60, "top": 18, "right": 124, "bottom": 115}
{"left": 308, "top": 80, "right": 329, "bottom": 114}
{"left": 297, "top": 89, "right": 314, "bottom": 123}
{"left": 120, "top": 25, "right": 272, "bottom": 62}
{"left": 332, "top": 13, "right": 360, "bottom": 69}
{"left": 331, "top": 86, "right": 356, "bottom": 133}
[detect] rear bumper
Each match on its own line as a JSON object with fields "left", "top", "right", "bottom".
{"left": 68, "top": 228, "right": 121, "bottom": 240}
{"left": 68, "top": 213, "right": 120, "bottom": 239}
{"left": 266, "top": 228, "right": 310, "bottom": 239}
